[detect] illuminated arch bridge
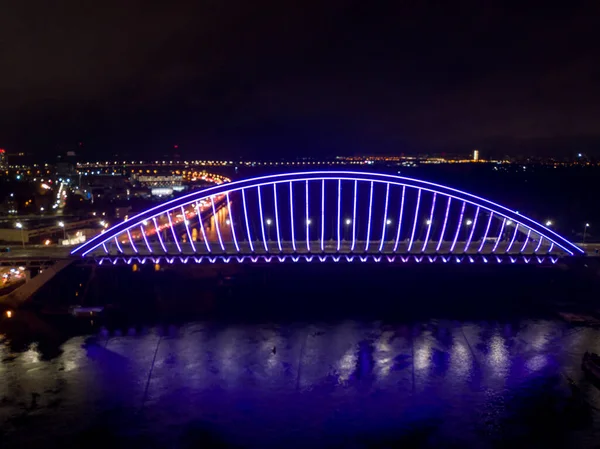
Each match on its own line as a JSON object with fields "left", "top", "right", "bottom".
{"left": 72, "top": 171, "right": 582, "bottom": 265}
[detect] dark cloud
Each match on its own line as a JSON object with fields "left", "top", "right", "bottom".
{"left": 1, "top": 0, "right": 599, "bottom": 158}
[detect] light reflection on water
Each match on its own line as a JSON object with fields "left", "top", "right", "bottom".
{"left": 1, "top": 319, "right": 600, "bottom": 448}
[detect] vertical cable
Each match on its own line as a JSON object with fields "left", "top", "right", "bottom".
{"left": 152, "top": 217, "right": 167, "bottom": 253}
{"left": 289, "top": 182, "right": 296, "bottom": 251}
{"left": 241, "top": 189, "right": 254, "bottom": 252}
{"left": 114, "top": 236, "right": 123, "bottom": 253}
{"left": 407, "top": 189, "right": 422, "bottom": 252}
{"left": 126, "top": 229, "right": 138, "bottom": 253}
{"left": 534, "top": 235, "right": 544, "bottom": 253}
{"left": 226, "top": 192, "right": 240, "bottom": 252}
{"left": 167, "top": 210, "right": 182, "bottom": 253}
{"left": 436, "top": 197, "right": 452, "bottom": 252}
{"left": 364, "top": 181, "right": 374, "bottom": 251}
{"left": 181, "top": 206, "right": 196, "bottom": 252}
{"left": 306, "top": 180, "right": 310, "bottom": 252}
{"left": 450, "top": 202, "right": 466, "bottom": 253}
{"left": 478, "top": 212, "right": 494, "bottom": 253}
{"left": 379, "top": 183, "right": 390, "bottom": 252}
{"left": 210, "top": 196, "right": 225, "bottom": 251}
{"left": 273, "top": 184, "right": 282, "bottom": 252}
{"left": 393, "top": 186, "right": 406, "bottom": 252}
{"left": 421, "top": 192, "right": 437, "bottom": 253}
{"left": 337, "top": 179, "right": 341, "bottom": 252}
{"left": 506, "top": 223, "right": 519, "bottom": 253}
{"left": 321, "top": 179, "right": 325, "bottom": 252}
{"left": 492, "top": 218, "right": 506, "bottom": 253}
{"left": 520, "top": 229, "right": 531, "bottom": 253}
{"left": 194, "top": 202, "right": 211, "bottom": 253}
{"left": 140, "top": 225, "right": 152, "bottom": 253}
{"left": 351, "top": 180, "right": 357, "bottom": 251}
{"left": 463, "top": 206, "right": 480, "bottom": 253}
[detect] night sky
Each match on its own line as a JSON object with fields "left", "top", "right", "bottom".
{"left": 1, "top": 1, "right": 599, "bottom": 159}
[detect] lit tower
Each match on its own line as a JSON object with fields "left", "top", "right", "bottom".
{"left": 473, "top": 149, "right": 480, "bottom": 162}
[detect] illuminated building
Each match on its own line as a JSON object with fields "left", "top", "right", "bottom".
{"left": 0, "top": 149, "right": 6, "bottom": 170}
{"left": 473, "top": 149, "right": 480, "bottom": 162}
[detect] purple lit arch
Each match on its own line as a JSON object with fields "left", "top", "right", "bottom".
{"left": 72, "top": 171, "right": 582, "bottom": 260}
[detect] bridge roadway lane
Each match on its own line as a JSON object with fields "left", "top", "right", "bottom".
{"left": 0, "top": 241, "right": 595, "bottom": 261}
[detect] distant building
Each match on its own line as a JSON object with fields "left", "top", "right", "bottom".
{"left": 0, "top": 149, "right": 7, "bottom": 170}
{"left": 473, "top": 149, "right": 480, "bottom": 162}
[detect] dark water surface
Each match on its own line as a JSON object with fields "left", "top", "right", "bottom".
{"left": 2, "top": 264, "right": 600, "bottom": 448}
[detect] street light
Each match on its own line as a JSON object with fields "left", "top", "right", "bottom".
{"left": 15, "top": 222, "right": 24, "bottom": 248}
{"left": 386, "top": 219, "right": 392, "bottom": 225}
{"left": 545, "top": 220, "right": 553, "bottom": 227}
{"left": 425, "top": 219, "right": 432, "bottom": 225}
{"left": 583, "top": 223, "right": 590, "bottom": 244}
{"left": 58, "top": 221, "right": 66, "bottom": 240}
{"left": 345, "top": 219, "right": 351, "bottom": 225}
{"left": 466, "top": 219, "right": 473, "bottom": 226}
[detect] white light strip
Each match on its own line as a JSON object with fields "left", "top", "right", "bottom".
{"left": 241, "top": 188, "right": 254, "bottom": 252}
{"left": 365, "top": 181, "right": 374, "bottom": 251}
{"left": 436, "top": 197, "right": 452, "bottom": 252}
{"left": 478, "top": 212, "right": 494, "bottom": 253}
{"left": 226, "top": 192, "right": 240, "bottom": 252}
{"left": 257, "top": 186, "right": 267, "bottom": 252}
{"left": 379, "top": 183, "right": 390, "bottom": 252}
{"left": 195, "top": 202, "right": 211, "bottom": 253}
{"left": 289, "top": 182, "right": 296, "bottom": 251}
{"left": 450, "top": 202, "right": 466, "bottom": 253}
{"left": 407, "top": 188, "right": 421, "bottom": 252}
{"left": 421, "top": 192, "right": 436, "bottom": 253}
{"left": 273, "top": 184, "right": 282, "bottom": 252}
{"left": 393, "top": 186, "right": 406, "bottom": 252}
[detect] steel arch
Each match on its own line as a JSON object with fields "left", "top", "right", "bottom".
{"left": 72, "top": 171, "right": 582, "bottom": 258}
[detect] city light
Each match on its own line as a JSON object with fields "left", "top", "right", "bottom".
{"left": 586, "top": 223, "right": 590, "bottom": 227}
{"left": 306, "top": 219, "right": 312, "bottom": 225}
{"left": 44, "top": 239, "right": 51, "bottom": 245}
{"left": 5, "top": 310, "right": 12, "bottom": 319}
{"left": 345, "top": 219, "right": 351, "bottom": 225}
{"left": 466, "top": 219, "right": 473, "bottom": 225}
{"left": 15, "top": 222, "right": 22, "bottom": 229}
{"left": 506, "top": 220, "right": 513, "bottom": 226}
{"left": 545, "top": 220, "right": 553, "bottom": 227}
{"left": 225, "top": 219, "right": 231, "bottom": 225}
{"left": 386, "top": 219, "right": 392, "bottom": 225}
{"left": 58, "top": 221, "right": 65, "bottom": 227}
{"left": 266, "top": 219, "right": 272, "bottom": 225}
{"left": 426, "top": 219, "right": 432, "bottom": 225}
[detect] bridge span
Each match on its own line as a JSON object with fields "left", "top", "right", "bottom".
{"left": 68, "top": 171, "right": 581, "bottom": 265}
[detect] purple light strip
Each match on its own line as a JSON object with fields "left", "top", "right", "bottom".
{"left": 194, "top": 202, "right": 211, "bottom": 253}
{"left": 436, "top": 197, "right": 452, "bottom": 252}
{"left": 450, "top": 202, "right": 466, "bottom": 253}
{"left": 351, "top": 180, "right": 357, "bottom": 251}
{"left": 321, "top": 179, "right": 325, "bottom": 252}
{"left": 478, "top": 212, "right": 494, "bottom": 252}
{"left": 181, "top": 206, "right": 196, "bottom": 252}
{"left": 167, "top": 210, "right": 182, "bottom": 253}
{"left": 306, "top": 180, "right": 310, "bottom": 251}
{"left": 152, "top": 217, "right": 167, "bottom": 253}
{"left": 102, "top": 243, "right": 108, "bottom": 254}
{"left": 241, "top": 189, "right": 254, "bottom": 252}
{"left": 520, "top": 229, "right": 531, "bottom": 253}
{"left": 379, "top": 183, "right": 390, "bottom": 252}
{"left": 114, "top": 237, "right": 123, "bottom": 253}
{"left": 393, "top": 186, "right": 406, "bottom": 252}
{"left": 534, "top": 234, "right": 544, "bottom": 253}
{"left": 422, "top": 192, "right": 437, "bottom": 252}
{"left": 126, "top": 229, "right": 138, "bottom": 253}
{"left": 140, "top": 225, "right": 152, "bottom": 253}
{"left": 226, "top": 193, "right": 240, "bottom": 252}
{"left": 337, "top": 179, "right": 341, "bottom": 252}
{"left": 76, "top": 171, "right": 580, "bottom": 257}
{"left": 273, "top": 184, "right": 282, "bottom": 252}
{"left": 210, "top": 196, "right": 225, "bottom": 251}
{"left": 463, "top": 206, "right": 480, "bottom": 253}
{"left": 407, "top": 189, "right": 422, "bottom": 252}
{"left": 365, "top": 181, "right": 374, "bottom": 251}
{"left": 548, "top": 242, "right": 554, "bottom": 254}
{"left": 289, "top": 182, "right": 296, "bottom": 252}
{"left": 506, "top": 224, "right": 519, "bottom": 253}
{"left": 492, "top": 218, "right": 506, "bottom": 252}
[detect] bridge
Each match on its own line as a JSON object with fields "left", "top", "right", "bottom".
{"left": 69, "top": 171, "right": 582, "bottom": 266}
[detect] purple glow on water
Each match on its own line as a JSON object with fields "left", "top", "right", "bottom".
{"left": 194, "top": 202, "right": 211, "bottom": 253}
{"left": 478, "top": 212, "right": 494, "bottom": 253}
{"left": 167, "top": 210, "right": 182, "bottom": 253}
{"left": 463, "top": 206, "right": 480, "bottom": 253}
{"left": 140, "top": 225, "right": 152, "bottom": 253}
{"left": 534, "top": 234, "right": 544, "bottom": 253}
{"left": 306, "top": 180, "right": 310, "bottom": 252}
{"left": 520, "top": 229, "right": 532, "bottom": 253}
{"left": 321, "top": 179, "right": 325, "bottom": 252}
{"left": 126, "top": 229, "right": 138, "bottom": 253}
{"left": 226, "top": 192, "right": 240, "bottom": 252}
{"left": 289, "top": 182, "right": 296, "bottom": 252}
{"left": 422, "top": 192, "right": 437, "bottom": 252}
{"left": 114, "top": 237, "right": 123, "bottom": 253}
{"left": 257, "top": 186, "right": 268, "bottom": 252}
{"left": 450, "top": 201, "right": 466, "bottom": 252}
{"left": 181, "top": 206, "right": 196, "bottom": 252}
{"left": 337, "top": 179, "right": 341, "bottom": 252}
{"left": 407, "top": 188, "right": 421, "bottom": 252}
{"left": 506, "top": 223, "right": 519, "bottom": 253}
{"left": 379, "top": 183, "right": 390, "bottom": 252}
{"left": 273, "top": 184, "right": 282, "bottom": 252}
{"left": 393, "top": 186, "right": 406, "bottom": 252}
{"left": 492, "top": 218, "right": 506, "bottom": 253}
{"left": 152, "top": 217, "right": 167, "bottom": 253}
{"left": 364, "top": 181, "right": 374, "bottom": 251}
{"left": 210, "top": 196, "right": 225, "bottom": 251}
{"left": 241, "top": 189, "right": 254, "bottom": 252}
{"left": 351, "top": 180, "right": 357, "bottom": 251}
{"left": 436, "top": 197, "right": 452, "bottom": 252}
